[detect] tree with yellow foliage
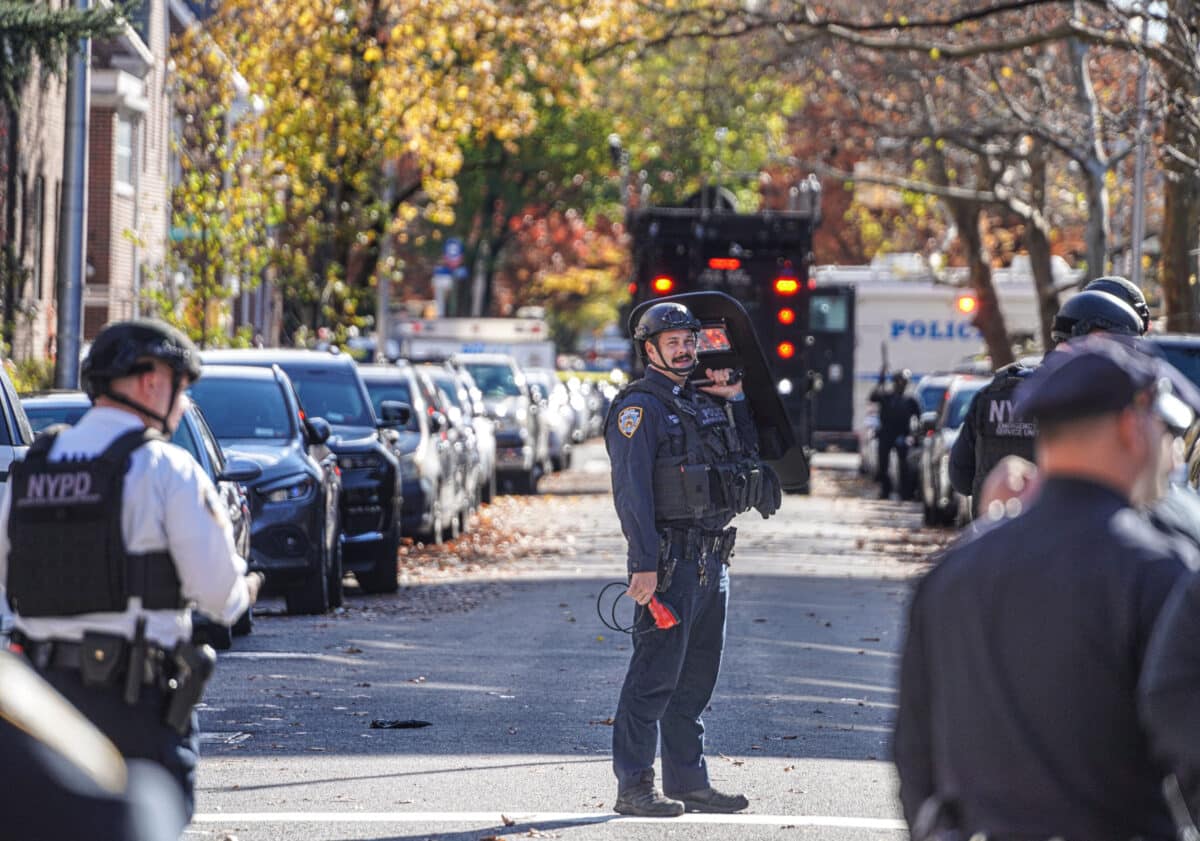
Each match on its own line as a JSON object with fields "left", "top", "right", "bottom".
{"left": 176, "top": 0, "right": 642, "bottom": 342}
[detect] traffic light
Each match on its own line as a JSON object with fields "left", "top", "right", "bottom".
{"left": 774, "top": 277, "right": 800, "bottom": 295}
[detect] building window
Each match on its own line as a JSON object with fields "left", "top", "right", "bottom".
{"left": 116, "top": 116, "right": 136, "bottom": 186}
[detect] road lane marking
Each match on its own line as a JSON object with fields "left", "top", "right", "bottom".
{"left": 192, "top": 812, "right": 904, "bottom": 829}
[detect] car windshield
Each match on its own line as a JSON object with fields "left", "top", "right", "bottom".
{"left": 363, "top": 380, "right": 419, "bottom": 432}
{"left": 944, "top": 383, "right": 985, "bottom": 429}
{"left": 279, "top": 366, "right": 373, "bottom": 427}
{"left": 917, "top": 385, "right": 948, "bottom": 414}
{"left": 463, "top": 363, "right": 521, "bottom": 398}
{"left": 188, "top": 377, "right": 293, "bottom": 441}
{"left": 429, "top": 375, "right": 464, "bottom": 411}
{"left": 24, "top": 403, "right": 88, "bottom": 434}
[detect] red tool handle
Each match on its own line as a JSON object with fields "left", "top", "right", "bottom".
{"left": 647, "top": 596, "right": 680, "bottom": 630}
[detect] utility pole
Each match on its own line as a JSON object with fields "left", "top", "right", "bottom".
{"left": 54, "top": 0, "right": 92, "bottom": 388}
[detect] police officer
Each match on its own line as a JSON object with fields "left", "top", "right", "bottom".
{"left": 949, "top": 288, "right": 1144, "bottom": 516}
{"left": 605, "top": 301, "right": 780, "bottom": 817}
{"left": 0, "top": 319, "right": 263, "bottom": 819}
{"left": 895, "top": 335, "right": 1200, "bottom": 840}
{"left": 868, "top": 369, "right": 920, "bottom": 500}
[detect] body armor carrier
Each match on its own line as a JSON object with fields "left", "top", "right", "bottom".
{"left": 7, "top": 427, "right": 185, "bottom": 617}
{"left": 615, "top": 377, "right": 762, "bottom": 524}
{"left": 972, "top": 365, "right": 1037, "bottom": 509}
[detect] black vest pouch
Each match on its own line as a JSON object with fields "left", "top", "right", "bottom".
{"left": 8, "top": 456, "right": 125, "bottom": 616}
{"left": 78, "top": 632, "right": 128, "bottom": 688}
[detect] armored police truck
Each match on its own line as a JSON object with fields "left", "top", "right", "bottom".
{"left": 625, "top": 184, "right": 823, "bottom": 492}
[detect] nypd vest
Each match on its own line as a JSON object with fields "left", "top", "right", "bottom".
{"left": 613, "top": 377, "right": 762, "bottom": 525}
{"left": 6, "top": 427, "right": 185, "bottom": 618}
{"left": 972, "top": 366, "right": 1037, "bottom": 507}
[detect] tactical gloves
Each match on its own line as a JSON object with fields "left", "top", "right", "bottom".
{"left": 755, "top": 463, "right": 782, "bottom": 519}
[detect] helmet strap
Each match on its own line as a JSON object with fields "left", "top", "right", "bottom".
{"left": 100, "top": 369, "right": 185, "bottom": 434}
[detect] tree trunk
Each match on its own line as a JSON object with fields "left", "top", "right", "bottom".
{"left": 1025, "top": 145, "right": 1059, "bottom": 350}
{"left": 949, "top": 197, "right": 1014, "bottom": 369}
{"left": 1158, "top": 11, "right": 1200, "bottom": 332}
{"left": 1069, "top": 37, "right": 1112, "bottom": 281}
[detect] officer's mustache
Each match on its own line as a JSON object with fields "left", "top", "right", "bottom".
{"left": 672, "top": 353, "right": 693, "bottom": 363}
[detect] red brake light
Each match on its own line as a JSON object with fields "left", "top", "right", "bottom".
{"left": 627, "top": 283, "right": 637, "bottom": 295}
{"left": 774, "top": 277, "right": 799, "bottom": 295}
{"left": 777, "top": 341, "right": 796, "bottom": 359}
{"left": 652, "top": 276, "right": 675, "bottom": 294}
{"left": 777, "top": 308, "right": 796, "bottom": 325}
{"left": 708, "top": 257, "right": 741, "bottom": 271}
{"left": 956, "top": 294, "right": 978, "bottom": 314}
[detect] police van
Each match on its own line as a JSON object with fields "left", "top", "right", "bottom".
{"left": 810, "top": 254, "right": 1080, "bottom": 448}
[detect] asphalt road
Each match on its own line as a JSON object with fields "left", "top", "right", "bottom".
{"left": 187, "top": 445, "right": 943, "bottom": 841}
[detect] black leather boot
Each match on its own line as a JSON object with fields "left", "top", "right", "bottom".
{"left": 614, "top": 771, "right": 685, "bottom": 817}
{"left": 666, "top": 786, "right": 750, "bottom": 813}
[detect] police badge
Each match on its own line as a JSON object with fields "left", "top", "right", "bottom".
{"left": 617, "top": 406, "right": 643, "bottom": 438}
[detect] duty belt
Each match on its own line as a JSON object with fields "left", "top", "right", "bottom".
{"left": 11, "top": 631, "right": 170, "bottom": 687}
{"left": 660, "top": 525, "right": 737, "bottom": 563}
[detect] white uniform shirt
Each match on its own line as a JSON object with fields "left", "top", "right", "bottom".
{"left": 0, "top": 407, "right": 250, "bottom": 647}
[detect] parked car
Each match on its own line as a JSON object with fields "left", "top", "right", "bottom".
{"left": 358, "top": 363, "right": 458, "bottom": 544}
{"left": 523, "top": 368, "right": 576, "bottom": 471}
{"left": 188, "top": 365, "right": 343, "bottom": 616}
{"left": 415, "top": 363, "right": 479, "bottom": 530}
{"left": 0, "top": 367, "right": 34, "bottom": 479}
{"left": 919, "top": 375, "right": 988, "bottom": 527}
{"left": 417, "top": 364, "right": 482, "bottom": 515}
{"left": 454, "top": 353, "right": 545, "bottom": 494}
{"left": 20, "top": 391, "right": 261, "bottom": 647}
{"left": 445, "top": 361, "right": 498, "bottom": 503}
{"left": 203, "top": 350, "right": 404, "bottom": 594}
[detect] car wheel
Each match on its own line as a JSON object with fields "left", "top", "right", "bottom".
{"left": 356, "top": 526, "right": 400, "bottom": 594}
{"left": 285, "top": 541, "right": 331, "bottom": 615}
{"left": 327, "top": 526, "right": 344, "bottom": 609}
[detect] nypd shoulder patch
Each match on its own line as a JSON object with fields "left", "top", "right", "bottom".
{"left": 617, "top": 406, "right": 644, "bottom": 439}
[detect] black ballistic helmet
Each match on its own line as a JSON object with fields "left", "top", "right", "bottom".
{"left": 1085, "top": 275, "right": 1151, "bottom": 334}
{"left": 633, "top": 302, "right": 702, "bottom": 342}
{"left": 1050, "top": 291, "right": 1143, "bottom": 346}
{"left": 81, "top": 319, "right": 202, "bottom": 400}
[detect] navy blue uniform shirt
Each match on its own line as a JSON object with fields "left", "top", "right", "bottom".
{"left": 895, "top": 477, "right": 1194, "bottom": 841}
{"left": 605, "top": 368, "right": 757, "bottom": 576}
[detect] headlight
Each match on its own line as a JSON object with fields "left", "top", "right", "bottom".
{"left": 259, "top": 475, "right": 316, "bottom": 504}
{"left": 338, "top": 452, "right": 383, "bottom": 470}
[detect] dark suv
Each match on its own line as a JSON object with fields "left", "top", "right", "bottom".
{"left": 203, "top": 350, "right": 404, "bottom": 594}
{"left": 188, "top": 365, "right": 343, "bottom": 615}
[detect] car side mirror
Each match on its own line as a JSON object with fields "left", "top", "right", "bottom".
{"left": 219, "top": 457, "right": 262, "bottom": 484}
{"left": 378, "top": 400, "right": 412, "bottom": 428}
{"left": 920, "top": 411, "right": 939, "bottom": 434}
{"left": 304, "top": 416, "right": 332, "bottom": 445}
